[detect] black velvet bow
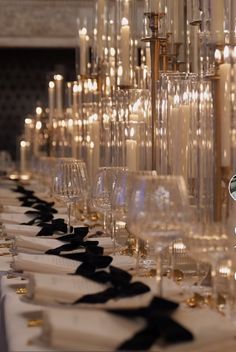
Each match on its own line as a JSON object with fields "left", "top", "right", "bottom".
{"left": 64, "top": 252, "right": 113, "bottom": 274}
{"left": 31, "top": 203, "right": 58, "bottom": 214}
{"left": 107, "top": 297, "right": 193, "bottom": 350}
{"left": 70, "top": 266, "right": 149, "bottom": 304}
{"left": 45, "top": 239, "right": 102, "bottom": 256}
{"left": 58, "top": 226, "right": 89, "bottom": 241}
{"left": 12, "top": 185, "right": 35, "bottom": 197}
{"left": 36, "top": 219, "right": 69, "bottom": 236}
{"left": 21, "top": 212, "right": 54, "bottom": 225}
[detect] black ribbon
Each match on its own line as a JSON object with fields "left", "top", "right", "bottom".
{"left": 58, "top": 226, "right": 89, "bottom": 240}
{"left": 64, "top": 252, "right": 113, "bottom": 273}
{"left": 71, "top": 265, "right": 150, "bottom": 304}
{"left": 107, "top": 297, "right": 193, "bottom": 350}
{"left": 36, "top": 219, "right": 68, "bottom": 236}
{"left": 12, "top": 185, "right": 35, "bottom": 197}
{"left": 45, "top": 239, "right": 102, "bottom": 256}
{"left": 21, "top": 212, "right": 54, "bottom": 225}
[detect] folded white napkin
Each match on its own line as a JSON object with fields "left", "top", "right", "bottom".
{"left": 0, "top": 197, "right": 21, "bottom": 206}
{"left": 26, "top": 273, "right": 106, "bottom": 304}
{"left": 12, "top": 253, "right": 136, "bottom": 275}
{"left": 4, "top": 224, "right": 40, "bottom": 238}
{"left": 42, "top": 307, "right": 145, "bottom": 351}
{"left": 12, "top": 253, "right": 79, "bottom": 275}
{"left": 0, "top": 212, "right": 68, "bottom": 225}
{"left": 14, "top": 235, "right": 113, "bottom": 254}
{"left": 15, "top": 236, "right": 65, "bottom": 253}
{"left": 1, "top": 205, "right": 33, "bottom": 214}
{"left": 0, "top": 189, "right": 21, "bottom": 198}
{"left": 25, "top": 272, "right": 153, "bottom": 309}
{"left": 1, "top": 204, "right": 67, "bottom": 215}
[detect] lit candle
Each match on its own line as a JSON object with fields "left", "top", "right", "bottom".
{"left": 126, "top": 139, "right": 137, "bottom": 171}
{"left": 210, "top": 0, "right": 225, "bottom": 43}
{"left": 72, "top": 83, "right": 78, "bottom": 115}
{"left": 169, "top": 106, "right": 179, "bottom": 174}
{"left": 120, "top": 17, "right": 130, "bottom": 86}
{"left": 20, "top": 140, "right": 27, "bottom": 174}
{"left": 79, "top": 27, "right": 87, "bottom": 76}
{"left": 173, "top": 0, "right": 184, "bottom": 43}
{"left": 179, "top": 103, "right": 190, "bottom": 181}
{"left": 173, "top": 0, "right": 179, "bottom": 42}
{"left": 24, "top": 117, "right": 33, "bottom": 142}
{"left": 48, "top": 81, "right": 55, "bottom": 124}
{"left": 54, "top": 75, "right": 63, "bottom": 118}
{"left": 92, "top": 118, "right": 100, "bottom": 178}
{"left": 97, "top": 0, "right": 105, "bottom": 59}
{"left": 219, "top": 61, "right": 231, "bottom": 167}
{"left": 192, "top": 26, "right": 199, "bottom": 73}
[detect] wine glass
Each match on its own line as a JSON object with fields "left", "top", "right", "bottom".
{"left": 92, "top": 167, "right": 126, "bottom": 236}
{"left": 111, "top": 170, "right": 157, "bottom": 260}
{"left": 127, "top": 175, "right": 190, "bottom": 296}
{"left": 53, "top": 158, "right": 87, "bottom": 234}
{"left": 186, "top": 222, "right": 234, "bottom": 307}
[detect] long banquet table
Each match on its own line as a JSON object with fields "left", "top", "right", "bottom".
{"left": 0, "top": 178, "right": 236, "bottom": 352}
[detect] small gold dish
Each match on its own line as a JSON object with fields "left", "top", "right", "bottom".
{"left": 16, "top": 287, "right": 28, "bottom": 295}
{"left": 186, "top": 292, "right": 205, "bottom": 308}
{"left": 27, "top": 319, "right": 43, "bottom": 328}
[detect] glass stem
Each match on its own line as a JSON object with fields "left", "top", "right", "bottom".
{"left": 83, "top": 195, "right": 88, "bottom": 217}
{"left": 103, "top": 210, "right": 111, "bottom": 236}
{"left": 67, "top": 202, "right": 72, "bottom": 234}
{"left": 111, "top": 215, "right": 116, "bottom": 253}
{"left": 211, "top": 261, "right": 217, "bottom": 305}
{"left": 156, "top": 252, "right": 163, "bottom": 297}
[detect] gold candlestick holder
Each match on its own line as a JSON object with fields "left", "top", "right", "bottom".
{"left": 209, "top": 45, "right": 231, "bottom": 221}
{"left": 142, "top": 11, "right": 165, "bottom": 170}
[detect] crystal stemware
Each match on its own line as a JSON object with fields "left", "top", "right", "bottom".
{"left": 91, "top": 167, "right": 126, "bottom": 236}
{"left": 53, "top": 158, "right": 87, "bottom": 233}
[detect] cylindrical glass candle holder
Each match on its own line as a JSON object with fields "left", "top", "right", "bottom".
{"left": 157, "top": 72, "right": 214, "bottom": 222}
{"left": 113, "top": 89, "right": 151, "bottom": 171}
{"left": 116, "top": 0, "right": 135, "bottom": 88}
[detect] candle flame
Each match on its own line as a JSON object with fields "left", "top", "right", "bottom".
{"left": 223, "top": 45, "right": 230, "bottom": 60}
{"left": 121, "top": 17, "right": 129, "bottom": 26}
{"left": 36, "top": 121, "right": 42, "bottom": 130}
{"left": 25, "top": 118, "right": 32, "bottom": 125}
{"left": 54, "top": 74, "right": 63, "bottom": 81}
{"left": 20, "top": 140, "right": 27, "bottom": 148}
{"left": 36, "top": 107, "right": 42, "bottom": 115}
{"left": 130, "top": 127, "right": 135, "bottom": 137}
{"left": 73, "top": 84, "right": 79, "bottom": 93}
{"left": 49, "top": 81, "right": 55, "bottom": 89}
{"left": 214, "top": 49, "right": 222, "bottom": 62}
{"left": 80, "top": 27, "right": 87, "bottom": 35}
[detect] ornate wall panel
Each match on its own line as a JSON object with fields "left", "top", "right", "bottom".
{"left": 0, "top": 0, "right": 94, "bottom": 47}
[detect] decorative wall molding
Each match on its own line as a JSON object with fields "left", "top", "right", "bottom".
{"left": 0, "top": 0, "right": 94, "bottom": 47}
